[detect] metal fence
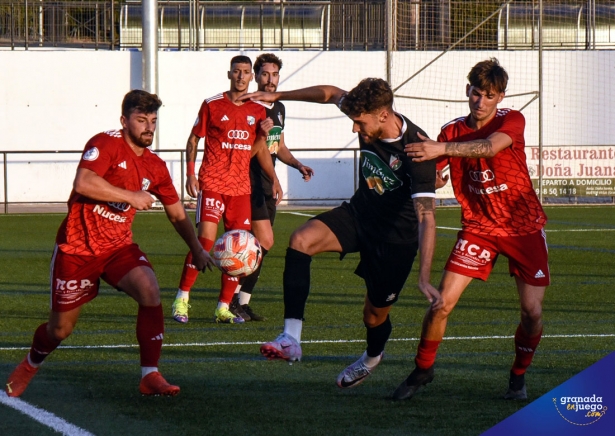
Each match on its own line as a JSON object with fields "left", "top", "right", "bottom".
{"left": 1, "top": 1, "right": 614, "bottom": 51}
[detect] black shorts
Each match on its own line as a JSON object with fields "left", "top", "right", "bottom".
{"left": 315, "top": 202, "right": 418, "bottom": 308}
{"left": 251, "top": 186, "right": 277, "bottom": 225}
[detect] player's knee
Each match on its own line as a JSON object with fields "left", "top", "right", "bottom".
{"left": 521, "top": 305, "right": 542, "bottom": 325}
{"left": 288, "top": 230, "right": 312, "bottom": 254}
{"left": 431, "top": 298, "right": 456, "bottom": 319}
{"left": 259, "top": 234, "right": 274, "bottom": 250}
{"left": 48, "top": 324, "right": 73, "bottom": 341}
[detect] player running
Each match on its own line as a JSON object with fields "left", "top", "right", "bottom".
{"left": 394, "top": 58, "right": 549, "bottom": 401}
{"left": 4, "top": 90, "right": 213, "bottom": 398}
{"left": 240, "top": 79, "right": 440, "bottom": 389}
{"left": 229, "top": 53, "right": 314, "bottom": 322}
{"left": 171, "top": 55, "right": 282, "bottom": 324}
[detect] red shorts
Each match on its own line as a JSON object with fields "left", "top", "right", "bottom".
{"left": 50, "top": 243, "right": 152, "bottom": 312}
{"left": 444, "top": 229, "right": 550, "bottom": 286}
{"left": 196, "top": 190, "right": 251, "bottom": 231}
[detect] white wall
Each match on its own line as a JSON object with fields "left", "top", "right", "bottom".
{"left": 1, "top": 49, "right": 613, "bottom": 203}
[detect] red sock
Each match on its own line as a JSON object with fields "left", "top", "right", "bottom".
{"left": 178, "top": 237, "right": 213, "bottom": 292}
{"left": 30, "top": 323, "right": 61, "bottom": 364}
{"left": 511, "top": 324, "right": 542, "bottom": 375}
{"left": 414, "top": 338, "right": 442, "bottom": 370}
{"left": 218, "top": 273, "right": 239, "bottom": 304}
{"left": 137, "top": 304, "right": 164, "bottom": 367}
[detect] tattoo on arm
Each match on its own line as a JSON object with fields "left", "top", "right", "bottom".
{"left": 445, "top": 139, "right": 494, "bottom": 158}
{"left": 413, "top": 197, "right": 435, "bottom": 218}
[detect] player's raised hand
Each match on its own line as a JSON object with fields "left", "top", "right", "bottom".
{"left": 129, "top": 190, "right": 156, "bottom": 210}
{"left": 192, "top": 248, "right": 214, "bottom": 272}
{"left": 260, "top": 117, "right": 274, "bottom": 135}
{"left": 185, "top": 174, "right": 199, "bottom": 198}
{"left": 298, "top": 164, "right": 314, "bottom": 182}
{"left": 417, "top": 281, "right": 443, "bottom": 310}
{"left": 405, "top": 132, "right": 445, "bottom": 162}
{"left": 236, "top": 91, "right": 279, "bottom": 103}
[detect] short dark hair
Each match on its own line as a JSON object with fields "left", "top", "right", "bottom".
{"left": 340, "top": 78, "right": 394, "bottom": 117}
{"left": 254, "top": 53, "right": 283, "bottom": 75}
{"left": 468, "top": 58, "right": 508, "bottom": 94}
{"left": 230, "top": 55, "right": 252, "bottom": 69}
{"left": 121, "top": 90, "right": 162, "bottom": 118}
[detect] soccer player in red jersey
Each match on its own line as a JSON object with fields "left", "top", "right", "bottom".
{"left": 394, "top": 58, "right": 549, "bottom": 401}
{"left": 4, "top": 90, "right": 213, "bottom": 398}
{"left": 172, "top": 55, "right": 282, "bottom": 324}
{"left": 228, "top": 53, "right": 314, "bottom": 322}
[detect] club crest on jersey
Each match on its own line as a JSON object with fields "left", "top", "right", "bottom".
{"left": 389, "top": 154, "right": 402, "bottom": 170}
{"left": 277, "top": 112, "right": 284, "bottom": 125}
{"left": 247, "top": 115, "right": 256, "bottom": 126}
{"left": 361, "top": 150, "right": 402, "bottom": 195}
{"left": 141, "top": 178, "right": 151, "bottom": 191}
{"left": 83, "top": 147, "right": 99, "bottom": 161}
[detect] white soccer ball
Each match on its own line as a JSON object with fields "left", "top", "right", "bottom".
{"left": 212, "top": 229, "right": 262, "bottom": 277}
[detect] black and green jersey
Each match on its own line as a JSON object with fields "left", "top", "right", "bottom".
{"left": 349, "top": 114, "right": 436, "bottom": 244}
{"left": 250, "top": 101, "right": 285, "bottom": 195}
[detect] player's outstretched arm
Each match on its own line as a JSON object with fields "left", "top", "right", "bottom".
{"left": 163, "top": 201, "right": 214, "bottom": 272}
{"left": 413, "top": 196, "right": 442, "bottom": 309}
{"left": 239, "top": 85, "right": 347, "bottom": 106}
{"left": 276, "top": 133, "right": 314, "bottom": 182}
{"left": 405, "top": 132, "right": 513, "bottom": 162}
{"left": 74, "top": 168, "right": 155, "bottom": 210}
{"left": 185, "top": 133, "right": 201, "bottom": 198}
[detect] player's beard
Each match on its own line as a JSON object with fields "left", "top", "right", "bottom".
{"left": 128, "top": 129, "right": 154, "bottom": 148}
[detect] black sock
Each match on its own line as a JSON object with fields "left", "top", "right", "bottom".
{"left": 365, "top": 315, "right": 392, "bottom": 357}
{"left": 283, "top": 247, "right": 312, "bottom": 320}
{"left": 240, "top": 248, "right": 268, "bottom": 297}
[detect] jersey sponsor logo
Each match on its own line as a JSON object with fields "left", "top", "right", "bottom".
{"left": 360, "top": 150, "right": 402, "bottom": 195}
{"left": 93, "top": 204, "right": 128, "bottom": 223}
{"left": 205, "top": 197, "right": 226, "bottom": 213}
{"left": 142, "top": 178, "right": 151, "bottom": 190}
{"left": 228, "top": 130, "right": 250, "bottom": 140}
{"left": 55, "top": 278, "right": 95, "bottom": 292}
{"left": 468, "top": 183, "right": 509, "bottom": 195}
{"left": 83, "top": 147, "right": 99, "bottom": 161}
{"left": 108, "top": 202, "right": 131, "bottom": 212}
{"left": 221, "top": 115, "right": 229, "bottom": 121}
{"left": 221, "top": 142, "right": 252, "bottom": 150}
{"left": 247, "top": 116, "right": 256, "bottom": 126}
{"left": 118, "top": 161, "right": 127, "bottom": 169}
{"left": 453, "top": 238, "right": 492, "bottom": 264}
{"left": 469, "top": 169, "right": 495, "bottom": 183}
{"left": 266, "top": 126, "right": 282, "bottom": 154}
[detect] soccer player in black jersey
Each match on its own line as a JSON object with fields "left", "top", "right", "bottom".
{"left": 240, "top": 79, "right": 440, "bottom": 391}
{"left": 229, "top": 53, "right": 314, "bottom": 322}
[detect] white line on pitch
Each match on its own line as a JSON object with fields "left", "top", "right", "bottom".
{"left": 1, "top": 333, "right": 613, "bottom": 352}
{"left": 280, "top": 215, "right": 614, "bottom": 232}
{"left": 0, "top": 391, "right": 95, "bottom": 436}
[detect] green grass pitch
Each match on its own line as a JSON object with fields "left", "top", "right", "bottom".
{"left": 1, "top": 206, "right": 614, "bottom": 435}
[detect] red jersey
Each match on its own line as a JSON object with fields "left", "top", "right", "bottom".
{"left": 192, "top": 93, "right": 267, "bottom": 196}
{"left": 437, "top": 109, "right": 547, "bottom": 236}
{"left": 56, "top": 130, "right": 179, "bottom": 256}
